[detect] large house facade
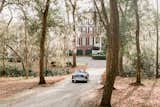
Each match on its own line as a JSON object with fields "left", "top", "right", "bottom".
{"left": 76, "top": 12, "right": 105, "bottom": 55}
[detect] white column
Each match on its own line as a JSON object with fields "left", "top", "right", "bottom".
{"left": 82, "top": 37, "right": 85, "bottom": 46}
{"left": 99, "top": 36, "right": 102, "bottom": 51}
{"left": 89, "top": 36, "right": 92, "bottom": 46}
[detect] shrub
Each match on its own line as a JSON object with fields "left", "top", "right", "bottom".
{"left": 69, "top": 50, "right": 72, "bottom": 56}
{"left": 92, "top": 55, "right": 106, "bottom": 60}
{"left": 85, "top": 49, "right": 92, "bottom": 56}
{"left": 44, "top": 68, "right": 70, "bottom": 76}
{"left": 8, "top": 58, "right": 13, "bottom": 62}
{"left": 0, "top": 66, "right": 37, "bottom": 77}
{"left": 92, "top": 52, "right": 106, "bottom": 60}
{"left": 66, "top": 61, "right": 72, "bottom": 67}
{"left": 124, "top": 48, "right": 155, "bottom": 78}
{"left": 28, "top": 69, "right": 37, "bottom": 77}
{"left": 51, "top": 61, "right": 56, "bottom": 67}
{"left": 77, "top": 49, "right": 83, "bottom": 56}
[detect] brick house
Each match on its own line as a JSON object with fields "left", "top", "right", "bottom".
{"left": 76, "top": 15, "right": 105, "bottom": 55}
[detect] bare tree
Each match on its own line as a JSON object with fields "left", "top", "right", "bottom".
{"left": 0, "top": 0, "right": 5, "bottom": 13}
{"left": 101, "top": 0, "right": 119, "bottom": 106}
{"left": 0, "top": 9, "right": 13, "bottom": 76}
{"left": 156, "top": 0, "right": 159, "bottom": 78}
{"left": 69, "top": 0, "right": 77, "bottom": 67}
{"left": 118, "top": 0, "right": 129, "bottom": 77}
{"left": 133, "top": 0, "right": 142, "bottom": 84}
{"left": 94, "top": 0, "right": 119, "bottom": 106}
{"left": 19, "top": 6, "right": 29, "bottom": 79}
{"left": 39, "top": 0, "right": 50, "bottom": 84}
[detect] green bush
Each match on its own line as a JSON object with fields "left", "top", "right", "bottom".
{"left": 28, "top": 69, "right": 37, "bottom": 77}
{"left": 124, "top": 48, "right": 155, "bottom": 78}
{"left": 85, "top": 49, "right": 92, "bottom": 56}
{"left": 8, "top": 58, "right": 13, "bottom": 62}
{"left": 69, "top": 50, "right": 72, "bottom": 56}
{"left": 77, "top": 49, "right": 83, "bottom": 56}
{"left": 44, "top": 68, "right": 70, "bottom": 76}
{"left": 92, "top": 52, "right": 106, "bottom": 60}
{"left": 66, "top": 61, "right": 72, "bottom": 67}
{"left": 0, "top": 66, "right": 37, "bottom": 77}
{"left": 92, "top": 55, "right": 106, "bottom": 60}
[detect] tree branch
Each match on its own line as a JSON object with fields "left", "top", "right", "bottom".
{"left": 0, "top": 0, "right": 5, "bottom": 13}
{"left": 101, "top": 0, "right": 109, "bottom": 26}
{"left": 6, "top": 44, "right": 26, "bottom": 72}
{"left": 93, "top": 0, "right": 107, "bottom": 29}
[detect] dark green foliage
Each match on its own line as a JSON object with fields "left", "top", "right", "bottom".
{"left": 44, "top": 68, "right": 70, "bottom": 76}
{"left": 8, "top": 57, "right": 21, "bottom": 63}
{"left": 0, "top": 66, "right": 37, "bottom": 77}
{"left": 92, "top": 52, "right": 106, "bottom": 60}
{"left": 51, "top": 61, "right": 56, "bottom": 67}
{"left": 124, "top": 48, "right": 155, "bottom": 78}
{"left": 69, "top": 50, "right": 72, "bottom": 56}
{"left": 0, "top": 66, "right": 70, "bottom": 77}
{"left": 66, "top": 61, "right": 72, "bottom": 67}
{"left": 77, "top": 49, "right": 83, "bottom": 56}
{"left": 85, "top": 49, "right": 92, "bottom": 56}
{"left": 28, "top": 69, "right": 37, "bottom": 77}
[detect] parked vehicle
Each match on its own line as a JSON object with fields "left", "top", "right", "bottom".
{"left": 72, "top": 70, "right": 89, "bottom": 83}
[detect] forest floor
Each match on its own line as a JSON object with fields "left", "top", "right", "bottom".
{"left": 0, "top": 76, "right": 67, "bottom": 99}
{"left": 87, "top": 75, "right": 160, "bottom": 107}
{"left": 0, "top": 64, "right": 87, "bottom": 100}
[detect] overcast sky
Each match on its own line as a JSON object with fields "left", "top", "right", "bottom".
{"left": 0, "top": 0, "right": 160, "bottom": 24}
{"left": 151, "top": 0, "right": 160, "bottom": 9}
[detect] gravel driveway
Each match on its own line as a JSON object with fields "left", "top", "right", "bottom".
{"left": 0, "top": 57, "right": 105, "bottom": 107}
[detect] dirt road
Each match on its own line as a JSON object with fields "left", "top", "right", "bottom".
{"left": 0, "top": 57, "right": 105, "bottom": 107}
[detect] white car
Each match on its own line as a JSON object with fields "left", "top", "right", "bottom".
{"left": 72, "top": 70, "right": 89, "bottom": 83}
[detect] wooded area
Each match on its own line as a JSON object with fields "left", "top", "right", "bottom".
{"left": 0, "top": 0, "right": 160, "bottom": 107}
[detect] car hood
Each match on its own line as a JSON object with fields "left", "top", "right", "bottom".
{"left": 72, "top": 72, "right": 87, "bottom": 76}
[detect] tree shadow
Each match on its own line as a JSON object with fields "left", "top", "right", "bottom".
{"left": 142, "top": 79, "right": 157, "bottom": 105}
{"left": 112, "top": 85, "right": 139, "bottom": 106}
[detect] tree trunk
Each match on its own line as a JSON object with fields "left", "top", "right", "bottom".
{"left": 134, "top": 0, "right": 141, "bottom": 84}
{"left": 101, "top": 0, "right": 119, "bottom": 106}
{"left": 24, "top": 16, "right": 29, "bottom": 79}
{"left": 6, "top": 44, "right": 26, "bottom": 73}
{"left": 118, "top": 0, "right": 129, "bottom": 77}
{"left": 71, "top": 1, "right": 77, "bottom": 67}
{"left": 39, "top": 0, "right": 50, "bottom": 84}
{"left": 0, "top": 0, "right": 5, "bottom": 13}
{"left": 2, "top": 43, "right": 6, "bottom": 76}
{"left": 118, "top": 46, "right": 124, "bottom": 76}
{"left": 156, "top": 0, "right": 159, "bottom": 78}
{"left": 45, "top": 51, "right": 48, "bottom": 70}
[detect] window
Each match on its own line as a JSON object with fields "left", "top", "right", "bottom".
{"left": 86, "top": 37, "right": 90, "bottom": 46}
{"left": 79, "top": 38, "right": 81, "bottom": 46}
{"left": 78, "top": 37, "right": 82, "bottom": 46}
{"left": 88, "top": 27, "right": 90, "bottom": 34}
{"left": 86, "top": 37, "right": 88, "bottom": 45}
{"left": 88, "top": 37, "right": 90, "bottom": 45}
{"left": 82, "top": 27, "right": 87, "bottom": 33}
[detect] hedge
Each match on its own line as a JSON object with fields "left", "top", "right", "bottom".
{"left": 85, "top": 49, "right": 92, "bottom": 56}
{"left": 92, "top": 55, "right": 106, "bottom": 60}
{"left": 0, "top": 67, "right": 71, "bottom": 77}
{"left": 44, "top": 68, "right": 70, "bottom": 76}
{"left": 0, "top": 66, "right": 37, "bottom": 77}
{"left": 77, "top": 49, "right": 83, "bottom": 56}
